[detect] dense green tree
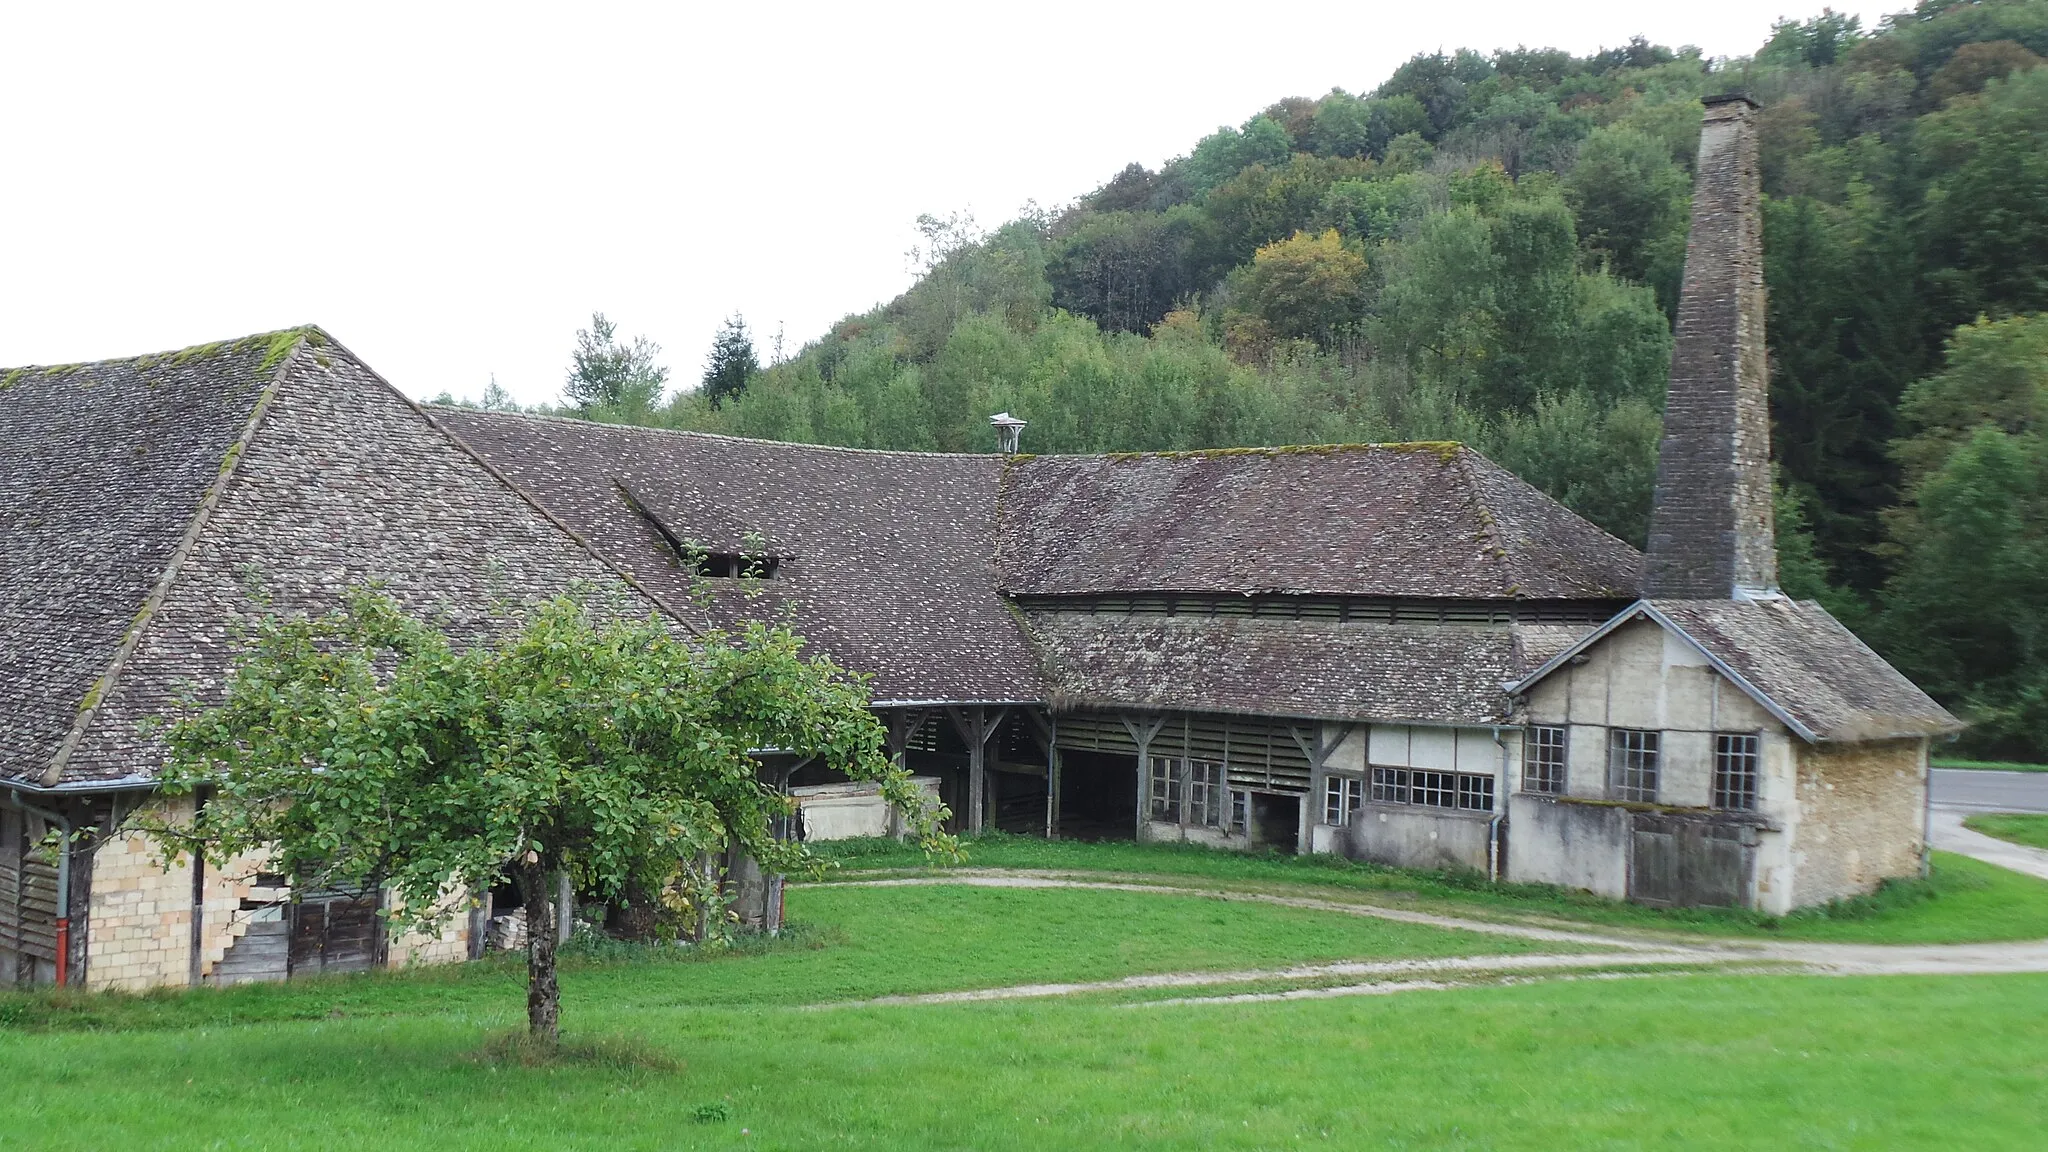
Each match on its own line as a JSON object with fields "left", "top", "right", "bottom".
{"left": 1182, "top": 116, "right": 1293, "bottom": 196}
{"left": 1894, "top": 313, "right": 2048, "bottom": 484}
{"left": 1565, "top": 126, "right": 1690, "bottom": 286}
{"left": 703, "top": 314, "right": 760, "bottom": 408}
{"left": 1315, "top": 173, "right": 1433, "bottom": 244}
{"left": 1193, "top": 154, "right": 1375, "bottom": 281}
{"left": 1759, "top": 9, "right": 1865, "bottom": 68}
{"left": 1882, "top": 426, "right": 2048, "bottom": 756}
{"left": 564, "top": 312, "right": 668, "bottom": 413}
{"left": 1763, "top": 193, "right": 1930, "bottom": 589}
{"left": 149, "top": 586, "right": 949, "bottom": 1043}
{"left": 1920, "top": 66, "right": 2048, "bottom": 315}
{"left": 1047, "top": 210, "right": 1196, "bottom": 334}
{"left": 1374, "top": 50, "right": 1494, "bottom": 139}
{"left": 1222, "top": 229, "right": 1370, "bottom": 346}
{"left": 1928, "top": 38, "right": 2043, "bottom": 103}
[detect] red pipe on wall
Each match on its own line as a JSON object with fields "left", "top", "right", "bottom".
{"left": 54, "top": 918, "right": 69, "bottom": 985}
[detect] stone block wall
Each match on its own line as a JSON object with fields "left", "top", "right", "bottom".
{"left": 1790, "top": 737, "right": 1928, "bottom": 907}
{"left": 86, "top": 796, "right": 269, "bottom": 991}
{"left": 88, "top": 795, "right": 474, "bottom": 988}
{"left": 387, "top": 887, "right": 473, "bottom": 968}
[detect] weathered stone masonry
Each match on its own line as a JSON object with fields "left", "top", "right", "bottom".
{"left": 1644, "top": 95, "right": 1776, "bottom": 599}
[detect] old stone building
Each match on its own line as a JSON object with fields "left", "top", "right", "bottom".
{"left": 0, "top": 97, "right": 1957, "bottom": 989}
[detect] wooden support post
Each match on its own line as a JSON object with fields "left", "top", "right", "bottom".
{"left": 1046, "top": 747, "right": 1060, "bottom": 840}
{"left": 1120, "top": 713, "right": 1167, "bottom": 841}
{"left": 968, "top": 706, "right": 986, "bottom": 832}
{"left": 946, "top": 706, "right": 1009, "bottom": 834}
{"left": 1289, "top": 722, "right": 1356, "bottom": 856}
{"left": 1017, "top": 709, "right": 1059, "bottom": 840}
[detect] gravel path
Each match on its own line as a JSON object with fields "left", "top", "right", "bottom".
{"left": 810, "top": 871, "right": 2048, "bottom": 1008}
{"left": 1929, "top": 806, "right": 2048, "bottom": 882}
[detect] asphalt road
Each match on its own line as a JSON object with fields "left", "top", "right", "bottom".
{"left": 1931, "top": 768, "right": 2048, "bottom": 813}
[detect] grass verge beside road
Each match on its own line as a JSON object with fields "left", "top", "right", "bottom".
{"left": 1935, "top": 758, "right": 2048, "bottom": 773}
{"left": 817, "top": 834, "right": 2048, "bottom": 944}
{"left": 1966, "top": 813, "right": 2048, "bottom": 851}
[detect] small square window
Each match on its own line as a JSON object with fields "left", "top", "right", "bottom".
{"left": 1607, "top": 729, "right": 1660, "bottom": 803}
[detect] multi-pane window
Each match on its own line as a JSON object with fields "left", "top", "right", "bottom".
{"left": 1369, "top": 766, "right": 1494, "bottom": 812}
{"left": 1324, "top": 774, "right": 1364, "bottom": 825}
{"left": 1148, "top": 757, "right": 1182, "bottom": 822}
{"left": 1523, "top": 726, "right": 1566, "bottom": 794}
{"left": 1457, "top": 773, "right": 1495, "bottom": 811}
{"left": 1186, "top": 759, "right": 1226, "bottom": 827}
{"left": 1713, "top": 733, "right": 1761, "bottom": 811}
{"left": 1230, "top": 789, "right": 1250, "bottom": 834}
{"left": 1607, "top": 728, "right": 1660, "bottom": 803}
{"left": 1371, "top": 766, "right": 1409, "bottom": 804}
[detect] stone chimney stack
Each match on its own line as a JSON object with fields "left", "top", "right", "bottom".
{"left": 1642, "top": 94, "right": 1776, "bottom": 600}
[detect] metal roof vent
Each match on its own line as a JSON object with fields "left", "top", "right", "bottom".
{"left": 989, "top": 412, "right": 1027, "bottom": 455}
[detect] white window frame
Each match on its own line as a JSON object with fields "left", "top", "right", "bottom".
{"left": 1148, "top": 756, "right": 1182, "bottom": 822}
{"left": 1323, "top": 774, "right": 1364, "bottom": 826}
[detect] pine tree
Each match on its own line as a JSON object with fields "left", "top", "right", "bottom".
{"left": 703, "top": 314, "right": 760, "bottom": 408}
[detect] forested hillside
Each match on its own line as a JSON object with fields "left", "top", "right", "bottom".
{"left": 491, "top": 1, "right": 2048, "bottom": 757}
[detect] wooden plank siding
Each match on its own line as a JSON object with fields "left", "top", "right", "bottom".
{"left": 1054, "top": 710, "right": 1314, "bottom": 794}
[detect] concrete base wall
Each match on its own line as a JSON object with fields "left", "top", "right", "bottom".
{"left": 1504, "top": 794, "right": 1631, "bottom": 899}
{"left": 794, "top": 776, "right": 941, "bottom": 841}
{"left": 1139, "top": 819, "right": 1250, "bottom": 850}
{"left": 1345, "top": 805, "right": 1492, "bottom": 873}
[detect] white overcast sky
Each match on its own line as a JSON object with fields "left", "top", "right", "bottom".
{"left": 3, "top": 2, "right": 1903, "bottom": 407}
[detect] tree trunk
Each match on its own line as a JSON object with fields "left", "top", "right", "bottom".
{"left": 516, "top": 861, "right": 559, "bottom": 1044}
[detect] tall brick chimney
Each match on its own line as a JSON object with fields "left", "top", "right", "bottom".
{"left": 1642, "top": 94, "right": 1776, "bottom": 600}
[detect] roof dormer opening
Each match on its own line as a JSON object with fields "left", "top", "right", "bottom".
{"left": 697, "top": 552, "right": 779, "bottom": 580}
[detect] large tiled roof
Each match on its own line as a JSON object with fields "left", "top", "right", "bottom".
{"left": 3, "top": 330, "right": 665, "bottom": 787}
{"left": 1027, "top": 611, "right": 1593, "bottom": 725}
{"left": 997, "top": 444, "right": 1642, "bottom": 599}
{"left": 0, "top": 334, "right": 288, "bottom": 784}
{"left": 1513, "top": 598, "right": 1963, "bottom": 743}
{"left": 429, "top": 411, "right": 1049, "bottom": 704}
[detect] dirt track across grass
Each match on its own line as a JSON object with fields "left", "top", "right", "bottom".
{"left": 817, "top": 873, "right": 2048, "bottom": 1005}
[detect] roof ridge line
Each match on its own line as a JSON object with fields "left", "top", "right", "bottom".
{"left": 40, "top": 333, "right": 314, "bottom": 785}
{"left": 429, "top": 406, "right": 1007, "bottom": 461}
{"left": 1452, "top": 448, "right": 1517, "bottom": 583}
{"left": 1, "top": 326, "right": 326, "bottom": 376}
{"left": 431, "top": 408, "right": 1475, "bottom": 465}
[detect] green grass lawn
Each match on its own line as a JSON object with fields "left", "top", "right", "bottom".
{"left": 1966, "top": 813, "right": 2048, "bottom": 851}
{"left": 0, "top": 884, "right": 1546, "bottom": 1033}
{"left": 0, "top": 877, "right": 2043, "bottom": 1149}
{"left": 1934, "top": 758, "right": 2048, "bottom": 773}
{"left": 817, "top": 834, "right": 2048, "bottom": 944}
